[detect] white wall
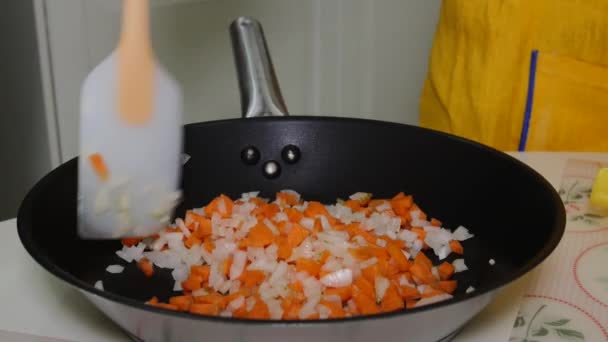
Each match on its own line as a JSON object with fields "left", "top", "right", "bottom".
{"left": 44, "top": 0, "right": 441, "bottom": 161}
{"left": 0, "top": 0, "right": 53, "bottom": 220}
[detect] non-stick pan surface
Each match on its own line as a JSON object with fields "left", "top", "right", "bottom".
{"left": 17, "top": 116, "right": 564, "bottom": 315}
{"left": 16, "top": 17, "right": 565, "bottom": 342}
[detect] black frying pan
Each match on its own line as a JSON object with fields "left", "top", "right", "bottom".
{"left": 17, "top": 17, "right": 565, "bottom": 342}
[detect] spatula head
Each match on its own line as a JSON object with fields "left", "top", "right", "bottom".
{"left": 78, "top": 52, "right": 183, "bottom": 239}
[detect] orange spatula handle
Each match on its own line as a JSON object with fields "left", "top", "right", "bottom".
{"left": 117, "top": 0, "right": 155, "bottom": 125}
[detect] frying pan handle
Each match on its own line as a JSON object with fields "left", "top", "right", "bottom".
{"left": 230, "top": 17, "right": 290, "bottom": 118}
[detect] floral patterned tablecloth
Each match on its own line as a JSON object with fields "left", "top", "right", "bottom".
{"left": 509, "top": 159, "right": 608, "bottom": 342}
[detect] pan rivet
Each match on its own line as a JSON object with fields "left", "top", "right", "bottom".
{"left": 262, "top": 160, "right": 281, "bottom": 179}
{"left": 241, "top": 146, "right": 260, "bottom": 165}
{"left": 281, "top": 145, "right": 301, "bottom": 164}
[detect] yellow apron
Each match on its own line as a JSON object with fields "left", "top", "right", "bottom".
{"left": 420, "top": 0, "right": 608, "bottom": 151}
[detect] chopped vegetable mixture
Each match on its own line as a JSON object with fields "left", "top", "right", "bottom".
{"left": 110, "top": 190, "right": 474, "bottom": 320}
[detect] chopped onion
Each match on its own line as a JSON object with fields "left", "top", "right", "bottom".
{"left": 323, "top": 294, "right": 342, "bottom": 303}
{"left": 375, "top": 201, "right": 391, "bottom": 212}
{"left": 116, "top": 243, "right": 145, "bottom": 263}
{"left": 94, "top": 280, "right": 104, "bottom": 290}
{"left": 299, "top": 217, "right": 315, "bottom": 230}
{"left": 452, "top": 226, "right": 474, "bottom": 241}
{"left": 176, "top": 218, "right": 191, "bottom": 237}
{"left": 359, "top": 257, "right": 378, "bottom": 269}
{"left": 453, "top": 259, "right": 468, "bottom": 272}
{"left": 106, "top": 265, "right": 124, "bottom": 274}
{"left": 229, "top": 251, "right": 247, "bottom": 280}
{"left": 264, "top": 219, "right": 279, "bottom": 235}
{"left": 318, "top": 304, "right": 331, "bottom": 319}
{"left": 192, "top": 288, "right": 209, "bottom": 297}
{"left": 374, "top": 275, "right": 390, "bottom": 302}
{"left": 228, "top": 296, "right": 245, "bottom": 311}
{"left": 349, "top": 192, "right": 372, "bottom": 202}
{"left": 431, "top": 266, "right": 440, "bottom": 280}
{"left": 240, "top": 191, "right": 260, "bottom": 201}
{"left": 466, "top": 286, "right": 476, "bottom": 293}
{"left": 265, "top": 298, "right": 284, "bottom": 319}
{"left": 246, "top": 297, "right": 257, "bottom": 311}
{"left": 398, "top": 229, "right": 418, "bottom": 243}
{"left": 320, "top": 269, "right": 353, "bottom": 288}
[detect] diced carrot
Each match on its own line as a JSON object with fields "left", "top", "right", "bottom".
{"left": 430, "top": 218, "right": 442, "bottom": 227}
{"left": 324, "top": 287, "right": 352, "bottom": 302}
{"left": 191, "top": 265, "right": 211, "bottom": 281}
{"left": 295, "top": 258, "right": 321, "bottom": 277}
{"left": 304, "top": 201, "right": 329, "bottom": 218}
{"left": 249, "top": 197, "right": 267, "bottom": 207}
{"left": 146, "top": 296, "right": 159, "bottom": 305}
{"left": 194, "top": 293, "right": 227, "bottom": 309}
{"left": 281, "top": 298, "right": 301, "bottom": 319}
{"left": 368, "top": 199, "right": 387, "bottom": 209}
{"left": 276, "top": 191, "right": 300, "bottom": 206}
{"left": 189, "top": 303, "right": 219, "bottom": 315}
{"left": 409, "top": 263, "right": 436, "bottom": 285}
{"left": 247, "top": 297, "right": 270, "bottom": 319}
{"left": 181, "top": 274, "right": 204, "bottom": 291}
{"left": 361, "top": 265, "right": 379, "bottom": 284}
{"left": 304, "top": 202, "right": 337, "bottom": 225}
{"left": 239, "top": 270, "right": 266, "bottom": 288}
{"left": 191, "top": 214, "right": 212, "bottom": 238}
{"left": 344, "top": 200, "right": 361, "bottom": 211}
{"left": 414, "top": 252, "right": 433, "bottom": 270}
{"left": 284, "top": 208, "right": 304, "bottom": 223}
{"left": 137, "top": 258, "right": 154, "bottom": 277}
{"left": 349, "top": 246, "right": 389, "bottom": 260}
{"left": 184, "top": 234, "right": 202, "bottom": 248}
{"left": 121, "top": 237, "right": 142, "bottom": 247}
{"left": 400, "top": 285, "right": 421, "bottom": 300}
{"left": 277, "top": 237, "right": 292, "bottom": 260}
{"left": 353, "top": 277, "right": 375, "bottom": 299}
{"left": 320, "top": 300, "right": 346, "bottom": 318}
{"left": 203, "top": 238, "right": 215, "bottom": 253}
{"left": 88, "top": 153, "right": 110, "bottom": 181}
{"left": 390, "top": 195, "right": 413, "bottom": 216}
{"left": 233, "top": 303, "right": 248, "bottom": 318}
{"left": 245, "top": 223, "right": 275, "bottom": 247}
{"left": 378, "top": 257, "right": 400, "bottom": 277}
{"left": 439, "top": 280, "right": 457, "bottom": 294}
{"left": 437, "top": 261, "right": 455, "bottom": 281}
{"left": 169, "top": 295, "right": 192, "bottom": 311}
{"left": 381, "top": 284, "right": 404, "bottom": 312}
{"left": 253, "top": 203, "right": 280, "bottom": 219}
{"left": 204, "top": 194, "right": 234, "bottom": 218}
{"left": 449, "top": 240, "right": 464, "bottom": 255}
{"left": 287, "top": 223, "right": 310, "bottom": 248}
{"left": 405, "top": 300, "right": 417, "bottom": 309}
{"left": 352, "top": 286, "right": 380, "bottom": 315}
{"left": 386, "top": 242, "right": 410, "bottom": 271}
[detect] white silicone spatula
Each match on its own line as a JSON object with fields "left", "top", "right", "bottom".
{"left": 77, "top": 0, "right": 183, "bottom": 239}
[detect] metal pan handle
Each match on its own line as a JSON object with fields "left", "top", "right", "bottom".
{"left": 230, "top": 17, "right": 289, "bottom": 118}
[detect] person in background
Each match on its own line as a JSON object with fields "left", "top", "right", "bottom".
{"left": 419, "top": 0, "right": 608, "bottom": 152}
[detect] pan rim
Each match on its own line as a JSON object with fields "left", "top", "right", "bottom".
{"left": 16, "top": 116, "right": 566, "bottom": 325}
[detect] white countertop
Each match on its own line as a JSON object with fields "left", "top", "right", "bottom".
{"left": 1, "top": 152, "right": 607, "bottom": 342}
